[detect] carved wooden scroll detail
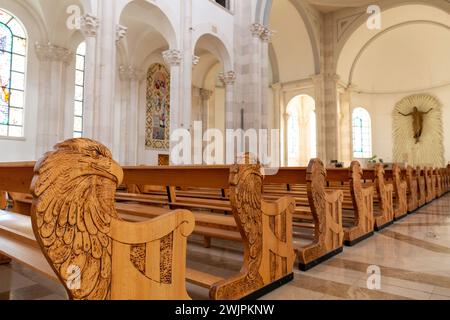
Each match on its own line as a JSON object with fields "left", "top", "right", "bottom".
{"left": 211, "top": 163, "right": 264, "bottom": 299}
{"left": 346, "top": 161, "right": 374, "bottom": 242}
{"left": 210, "top": 163, "right": 295, "bottom": 300}
{"left": 406, "top": 166, "right": 418, "bottom": 212}
{"left": 416, "top": 167, "right": 426, "bottom": 207}
{"left": 374, "top": 164, "right": 394, "bottom": 228}
{"left": 424, "top": 167, "right": 434, "bottom": 203}
{"left": 299, "top": 159, "right": 343, "bottom": 265}
{"left": 392, "top": 164, "right": 408, "bottom": 218}
{"left": 31, "top": 138, "right": 194, "bottom": 300}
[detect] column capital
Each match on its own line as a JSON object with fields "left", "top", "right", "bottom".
{"left": 345, "top": 83, "right": 357, "bottom": 94}
{"left": 199, "top": 88, "right": 213, "bottom": 100}
{"left": 218, "top": 71, "right": 236, "bottom": 86}
{"left": 116, "top": 25, "right": 128, "bottom": 43}
{"left": 119, "top": 65, "right": 144, "bottom": 81}
{"left": 80, "top": 14, "right": 99, "bottom": 38}
{"left": 35, "top": 42, "right": 73, "bottom": 64}
{"left": 250, "top": 23, "right": 265, "bottom": 38}
{"left": 162, "top": 49, "right": 182, "bottom": 66}
{"left": 260, "top": 27, "right": 275, "bottom": 42}
{"left": 250, "top": 23, "right": 275, "bottom": 42}
{"left": 310, "top": 73, "right": 324, "bottom": 84}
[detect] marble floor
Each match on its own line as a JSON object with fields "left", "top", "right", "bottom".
{"left": 1, "top": 194, "right": 450, "bottom": 300}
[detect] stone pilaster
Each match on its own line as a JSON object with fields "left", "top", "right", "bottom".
{"left": 35, "top": 43, "right": 73, "bottom": 158}
{"left": 311, "top": 73, "right": 326, "bottom": 161}
{"left": 79, "top": 14, "right": 99, "bottom": 139}
{"left": 90, "top": 1, "right": 118, "bottom": 151}
{"left": 163, "top": 49, "right": 183, "bottom": 139}
{"left": 219, "top": 71, "right": 236, "bottom": 130}
{"left": 118, "top": 65, "right": 144, "bottom": 165}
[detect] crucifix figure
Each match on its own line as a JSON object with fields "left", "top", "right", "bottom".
{"left": 399, "top": 107, "right": 433, "bottom": 144}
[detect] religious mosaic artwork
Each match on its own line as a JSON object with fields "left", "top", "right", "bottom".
{"left": 0, "top": 9, "right": 27, "bottom": 137}
{"left": 146, "top": 63, "right": 170, "bottom": 150}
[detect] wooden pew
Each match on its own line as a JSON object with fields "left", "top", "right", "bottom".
{"left": 362, "top": 164, "right": 394, "bottom": 230}
{"left": 119, "top": 163, "right": 297, "bottom": 300}
{"left": 0, "top": 139, "right": 195, "bottom": 300}
{"left": 262, "top": 159, "right": 344, "bottom": 270}
{"left": 119, "top": 159, "right": 343, "bottom": 272}
{"left": 325, "top": 162, "right": 374, "bottom": 246}
{"left": 0, "top": 162, "right": 296, "bottom": 300}
{"left": 402, "top": 166, "right": 419, "bottom": 213}
{"left": 384, "top": 164, "right": 408, "bottom": 220}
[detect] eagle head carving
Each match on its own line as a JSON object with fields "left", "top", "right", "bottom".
{"left": 30, "top": 138, "right": 123, "bottom": 300}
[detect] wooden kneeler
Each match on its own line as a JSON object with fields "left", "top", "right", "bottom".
{"left": 30, "top": 139, "right": 195, "bottom": 300}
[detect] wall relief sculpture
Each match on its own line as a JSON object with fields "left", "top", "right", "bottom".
{"left": 393, "top": 94, "right": 444, "bottom": 167}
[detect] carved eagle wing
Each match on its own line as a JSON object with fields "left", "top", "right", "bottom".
{"left": 31, "top": 139, "right": 123, "bottom": 300}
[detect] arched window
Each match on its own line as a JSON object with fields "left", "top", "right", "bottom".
{"left": 352, "top": 107, "right": 372, "bottom": 158}
{"left": 287, "top": 103, "right": 300, "bottom": 166}
{"left": 309, "top": 111, "right": 317, "bottom": 159}
{"left": 73, "top": 42, "right": 86, "bottom": 138}
{"left": 285, "top": 94, "right": 316, "bottom": 166}
{"left": 0, "top": 9, "right": 27, "bottom": 137}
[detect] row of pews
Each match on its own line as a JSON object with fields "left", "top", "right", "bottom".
{"left": 0, "top": 138, "right": 449, "bottom": 300}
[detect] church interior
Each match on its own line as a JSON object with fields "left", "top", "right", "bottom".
{"left": 0, "top": 0, "right": 449, "bottom": 301}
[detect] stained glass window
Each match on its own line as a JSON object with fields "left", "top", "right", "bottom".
{"left": 0, "top": 9, "right": 26, "bottom": 137}
{"left": 73, "top": 42, "right": 85, "bottom": 138}
{"left": 352, "top": 107, "right": 372, "bottom": 158}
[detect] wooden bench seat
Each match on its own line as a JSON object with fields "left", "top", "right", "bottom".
{"left": 0, "top": 211, "right": 56, "bottom": 280}
{"left": 0, "top": 210, "right": 235, "bottom": 295}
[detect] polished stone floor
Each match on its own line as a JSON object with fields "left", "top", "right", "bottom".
{"left": 1, "top": 194, "right": 450, "bottom": 300}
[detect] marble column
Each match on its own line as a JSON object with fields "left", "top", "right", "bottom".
{"left": 199, "top": 88, "right": 212, "bottom": 134}
{"left": 260, "top": 26, "right": 274, "bottom": 130}
{"left": 163, "top": 49, "right": 182, "bottom": 147}
{"left": 91, "top": 0, "right": 118, "bottom": 150}
{"left": 339, "top": 85, "right": 354, "bottom": 164}
{"left": 249, "top": 23, "right": 264, "bottom": 130}
{"left": 35, "top": 43, "right": 73, "bottom": 158}
{"left": 311, "top": 74, "right": 326, "bottom": 162}
{"left": 79, "top": 14, "right": 99, "bottom": 139}
{"left": 219, "top": 71, "right": 236, "bottom": 131}
{"left": 181, "top": 0, "right": 193, "bottom": 130}
{"left": 119, "top": 65, "right": 143, "bottom": 165}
